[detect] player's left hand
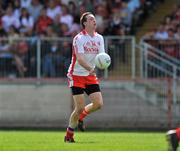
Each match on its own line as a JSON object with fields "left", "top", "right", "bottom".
{"left": 89, "top": 68, "right": 96, "bottom": 75}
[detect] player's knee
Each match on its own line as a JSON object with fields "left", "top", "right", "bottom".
{"left": 98, "top": 101, "right": 103, "bottom": 109}
{"left": 94, "top": 101, "right": 103, "bottom": 110}
{"left": 76, "top": 107, "right": 84, "bottom": 115}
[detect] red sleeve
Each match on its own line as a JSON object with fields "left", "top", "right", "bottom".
{"left": 176, "top": 128, "right": 180, "bottom": 141}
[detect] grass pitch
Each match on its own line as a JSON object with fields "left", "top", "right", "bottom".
{"left": 0, "top": 130, "right": 177, "bottom": 151}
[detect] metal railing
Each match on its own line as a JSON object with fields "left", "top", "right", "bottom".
{"left": 0, "top": 36, "right": 136, "bottom": 79}
{"left": 139, "top": 42, "right": 180, "bottom": 79}
{"left": 138, "top": 41, "right": 180, "bottom": 127}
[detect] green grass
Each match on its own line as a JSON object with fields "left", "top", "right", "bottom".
{"left": 0, "top": 131, "right": 178, "bottom": 151}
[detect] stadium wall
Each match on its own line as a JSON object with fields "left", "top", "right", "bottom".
{"left": 0, "top": 84, "right": 72, "bottom": 128}
{"left": 0, "top": 81, "right": 176, "bottom": 130}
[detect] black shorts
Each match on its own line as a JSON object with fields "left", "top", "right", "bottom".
{"left": 71, "top": 84, "right": 101, "bottom": 96}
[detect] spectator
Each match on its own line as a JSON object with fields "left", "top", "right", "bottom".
{"left": 108, "top": 26, "right": 127, "bottom": 68}
{"left": 108, "top": 6, "right": 125, "bottom": 35}
{"left": 1, "top": 6, "right": 20, "bottom": 32}
{"left": 174, "top": 4, "right": 180, "bottom": 22}
{"left": 81, "top": 0, "right": 95, "bottom": 13}
{"left": 35, "top": 8, "right": 53, "bottom": 34}
{"left": 167, "top": 28, "right": 175, "bottom": 39}
{"left": 60, "top": 22, "right": 70, "bottom": 37}
{"left": 8, "top": 26, "right": 28, "bottom": 77}
{"left": 13, "top": 0, "right": 21, "bottom": 18}
{"left": 23, "top": 28, "right": 38, "bottom": 77}
{"left": 175, "top": 25, "right": 180, "bottom": 39}
{"left": 0, "top": 6, "right": 6, "bottom": 36}
{"left": 20, "top": 0, "right": 32, "bottom": 8}
{"left": 68, "top": 1, "right": 78, "bottom": 17}
{"left": 42, "top": 41, "right": 57, "bottom": 77}
{"left": 19, "top": 7, "right": 34, "bottom": 34}
{"left": 154, "top": 23, "right": 168, "bottom": 40}
{"left": 41, "top": 25, "right": 69, "bottom": 77}
{"left": 41, "top": 26, "right": 57, "bottom": 77}
{"left": 0, "top": 38, "right": 14, "bottom": 77}
{"left": 142, "top": 28, "right": 156, "bottom": 39}
{"left": 13, "top": 44, "right": 28, "bottom": 77}
{"left": 163, "top": 15, "right": 174, "bottom": 30}
{"left": 67, "top": 16, "right": 80, "bottom": 37}
{"left": 94, "top": 4, "right": 107, "bottom": 34}
{"left": 0, "top": 25, "right": 28, "bottom": 77}
{"left": 27, "top": 0, "right": 43, "bottom": 22}
{"left": 78, "top": 4, "right": 87, "bottom": 16}
{"left": 59, "top": 4, "right": 73, "bottom": 29}
{"left": 46, "top": 0, "right": 62, "bottom": 21}
{"left": 60, "top": 41, "right": 71, "bottom": 72}
{"left": 8, "top": 26, "right": 19, "bottom": 43}
{"left": 127, "top": 0, "right": 140, "bottom": 13}
{"left": 50, "top": 14, "right": 62, "bottom": 36}
{"left": 120, "top": 2, "right": 132, "bottom": 28}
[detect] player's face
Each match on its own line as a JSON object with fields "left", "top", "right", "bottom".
{"left": 85, "top": 14, "right": 96, "bottom": 30}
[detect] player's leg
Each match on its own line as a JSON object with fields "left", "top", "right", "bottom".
{"left": 84, "top": 92, "right": 103, "bottom": 113}
{"left": 78, "top": 84, "right": 103, "bottom": 131}
{"left": 166, "top": 130, "right": 179, "bottom": 151}
{"left": 65, "top": 87, "right": 85, "bottom": 142}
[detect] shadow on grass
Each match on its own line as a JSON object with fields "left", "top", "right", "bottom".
{"left": 75, "top": 141, "right": 98, "bottom": 144}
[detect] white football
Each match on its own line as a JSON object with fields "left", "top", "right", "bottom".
{"left": 95, "top": 52, "right": 111, "bottom": 69}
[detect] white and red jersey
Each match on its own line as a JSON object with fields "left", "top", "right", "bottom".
{"left": 67, "top": 30, "right": 105, "bottom": 76}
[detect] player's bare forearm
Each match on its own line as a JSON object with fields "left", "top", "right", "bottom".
{"left": 76, "top": 53, "right": 94, "bottom": 73}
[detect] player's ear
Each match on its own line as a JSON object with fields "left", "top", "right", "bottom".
{"left": 83, "top": 22, "right": 87, "bottom": 27}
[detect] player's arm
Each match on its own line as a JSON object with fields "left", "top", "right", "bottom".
{"left": 76, "top": 53, "right": 95, "bottom": 75}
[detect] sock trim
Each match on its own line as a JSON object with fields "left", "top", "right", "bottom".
{"left": 67, "top": 127, "right": 74, "bottom": 132}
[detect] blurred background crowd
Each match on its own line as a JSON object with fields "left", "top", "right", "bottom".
{"left": 0, "top": 0, "right": 165, "bottom": 38}
{"left": 144, "top": 2, "right": 180, "bottom": 40}
{"left": 142, "top": 2, "right": 180, "bottom": 60}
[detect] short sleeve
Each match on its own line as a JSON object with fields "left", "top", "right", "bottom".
{"left": 99, "top": 35, "right": 105, "bottom": 53}
{"left": 73, "top": 36, "right": 84, "bottom": 54}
